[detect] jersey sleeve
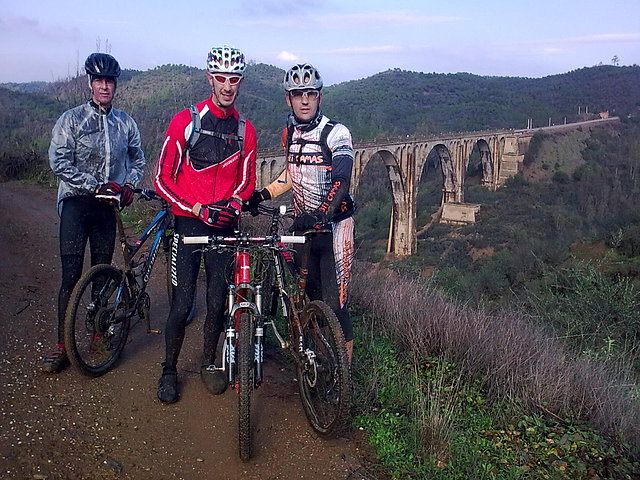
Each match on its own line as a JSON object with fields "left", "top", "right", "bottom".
{"left": 154, "top": 109, "right": 196, "bottom": 214}
{"left": 318, "top": 123, "right": 353, "bottom": 219}
{"left": 265, "top": 169, "right": 293, "bottom": 198}
{"left": 125, "top": 117, "right": 146, "bottom": 187}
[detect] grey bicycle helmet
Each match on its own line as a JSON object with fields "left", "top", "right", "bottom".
{"left": 206, "top": 45, "right": 246, "bottom": 76}
{"left": 283, "top": 63, "right": 323, "bottom": 91}
{"left": 85, "top": 53, "right": 121, "bottom": 80}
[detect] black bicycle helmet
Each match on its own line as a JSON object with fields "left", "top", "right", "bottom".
{"left": 85, "top": 53, "right": 121, "bottom": 80}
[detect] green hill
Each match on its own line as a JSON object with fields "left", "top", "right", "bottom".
{"left": 0, "top": 63, "right": 640, "bottom": 182}
{"left": 1, "top": 63, "right": 639, "bottom": 168}
{"left": 323, "top": 65, "right": 640, "bottom": 140}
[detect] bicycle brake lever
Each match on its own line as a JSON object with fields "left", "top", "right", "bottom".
{"left": 138, "top": 189, "right": 157, "bottom": 201}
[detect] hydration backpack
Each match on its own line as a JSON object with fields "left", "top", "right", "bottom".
{"left": 186, "top": 104, "right": 246, "bottom": 158}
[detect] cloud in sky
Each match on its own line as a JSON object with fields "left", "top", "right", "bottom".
{"left": 563, "top": 33, "right": 640, "bottom": 45}
{"left": 277, "top": 51, "right": 299, "bottom": 62}
{"left": 0, "top": 14, "right": 81, "bottom": 43}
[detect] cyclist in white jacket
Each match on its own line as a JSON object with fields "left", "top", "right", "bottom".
{"left": 43, "top": 52, "right": 146, "bottom": 374}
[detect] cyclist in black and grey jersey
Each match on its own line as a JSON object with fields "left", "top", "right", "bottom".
{"left": 43, "top": 53, "right": 146, "bottom": 374}
{"left": 246, "top": 63, "right": 356, "bottom": 361}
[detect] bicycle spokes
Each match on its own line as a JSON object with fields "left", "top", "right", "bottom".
{"left": 65, "top": 265, "right": 131, "bottom": 376}
{"left": 297, "top": 301, "right": 351, "bottom": 437}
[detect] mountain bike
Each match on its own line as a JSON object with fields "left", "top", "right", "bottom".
{"left": 64, "top": 189, "right": 195, "bottom": 377}
{"left": 183, "top": 204, "right": 351, "bottom": 461}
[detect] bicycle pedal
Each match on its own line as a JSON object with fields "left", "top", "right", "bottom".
{"left": 203, "top": 365, "right": 224, "bottom": 372}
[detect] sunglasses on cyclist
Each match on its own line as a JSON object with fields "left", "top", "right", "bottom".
{"left": 212, "top": 74, "right": 242, "bottom": 85}
{"left": 289, "top": 90, "right": 320, "bottom": 100}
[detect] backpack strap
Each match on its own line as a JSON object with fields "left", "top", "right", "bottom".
{"left": 186, "top": 104, "right": 201, "bottom": 151}
{"left": 237, "top": 115, "right": 246, "bottom": 159}
{"left": 279, "top": 119, "right": 336, "bottom": 184}
{"left": 319, "top": 120, "right": 336, "bottom": 160}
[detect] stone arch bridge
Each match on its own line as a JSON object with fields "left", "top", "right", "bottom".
{"left": 255, "top": 118, "right": 619, "bottom": 257}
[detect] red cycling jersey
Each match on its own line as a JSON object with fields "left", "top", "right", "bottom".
{"left": 154, "top": 97, "right": 257, "bottom": 218}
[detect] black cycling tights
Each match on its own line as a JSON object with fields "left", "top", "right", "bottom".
{"left": 301, "top": 232, "right": 354, "bottom": 342}
{"left": 163, "top": 216, "right": 232, "bottom": 373}
{"left": 57, "top": 197, "right": 116, "bottom": 343}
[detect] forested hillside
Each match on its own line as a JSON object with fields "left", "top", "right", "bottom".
{"left": 324, "top": 65, "right": 640, "bottom": 140}
{"left": 1, "top": 63, "right": 639, "bottom": 167}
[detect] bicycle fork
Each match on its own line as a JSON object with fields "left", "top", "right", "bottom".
{"left": 222, "top": 285, "right": 238, "bottom": 386}
{"left": 222, "top": 290, "right": 265, "bottom": 388}
{"left": 221, "top": 280, "right": 266, "bottom": 388}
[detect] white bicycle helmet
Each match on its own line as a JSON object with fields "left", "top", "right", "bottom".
{"left": 283, "top": 64, "right": 323, "bottom": 91}
{"left": 206, "top": 45, "right": 246, "bottom": 76}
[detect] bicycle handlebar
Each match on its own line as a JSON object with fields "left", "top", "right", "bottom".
{"left": 182, "top": 234, "right": 306, "bottom": 245}
{"left": 95, "top": 188, "right": 160, "bottom": 206}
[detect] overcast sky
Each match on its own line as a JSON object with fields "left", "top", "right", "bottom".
{"left": 1, "top": 0, "right": 639, "bottom": 85}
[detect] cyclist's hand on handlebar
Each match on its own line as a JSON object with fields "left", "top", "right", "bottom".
{"left": 198, "top": 199, "right": 241, "bottom": 228}
{"left": 290, "top": 210, "right": 326, "bottom": 232}
{"left": 242, "top": 188, "right": 271, "bottom": 216}
{"left": 95, "top": 181, "right": 122, "bottom": 197}
{"left": 119, "top": 183, "right": 135, "bottom": 207}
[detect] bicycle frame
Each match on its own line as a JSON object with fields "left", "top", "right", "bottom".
{"left": 107, "top": 190, "right": 172, "bottom": 331}
{"left": 119, "top": 206, "right": 170, "bottom": 290}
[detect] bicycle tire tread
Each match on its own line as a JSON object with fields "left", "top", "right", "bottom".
{"left": 64, "top": 264, "right": 130, "bottom": 377}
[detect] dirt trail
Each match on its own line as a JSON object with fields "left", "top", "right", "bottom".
{"left": 0, "top": 181, "right": 375, "bottom": 480}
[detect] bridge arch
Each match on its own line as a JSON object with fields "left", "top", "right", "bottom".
{"left": 353, "top": 147, "right": 414, "bottom": 257}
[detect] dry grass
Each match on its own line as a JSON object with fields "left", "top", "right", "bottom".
{"left": 411, "top": 357, "right": 459, "bottom": 462}
{"left": 350, "top": 262, "right": 640, "bottom": 453}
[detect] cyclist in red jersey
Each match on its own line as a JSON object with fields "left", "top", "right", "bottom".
{"left": 245, "top": 64, "right": 356, "bottom": 362}
{"left": 154, "top": 45, "right": 257, "bottom": 404}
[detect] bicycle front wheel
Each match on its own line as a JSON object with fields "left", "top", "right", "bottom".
{"left": 297, "top": 300, "right": 351, "bottom": 437}
{"left": 237, "top": 311, "right": 254, "bottom": 461}
{"left": 64, "top": 264, "right": 131, "bottom": 377}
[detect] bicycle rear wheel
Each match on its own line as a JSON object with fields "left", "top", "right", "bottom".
{"left": 64, "top": 264, "right": 131, "bottom": 377}
{"left": 297, "top": 300, "right": 351, "bottom": 437}
{"left": 237, "top": 311, "right": 254, "bottom": 461}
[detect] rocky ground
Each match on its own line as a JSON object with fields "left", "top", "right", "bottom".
{"left": 0, "top": 181, "right": 378, "bottom": 480}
